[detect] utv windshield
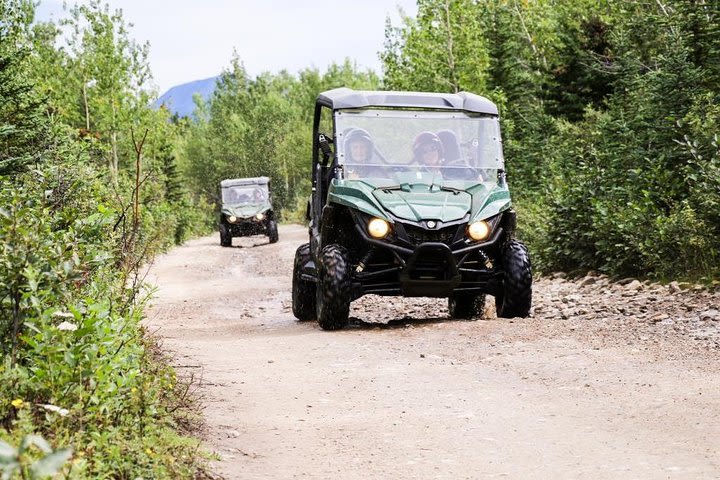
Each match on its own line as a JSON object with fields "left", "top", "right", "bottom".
{"left": 221, "top": 185, "right": 268, "bottom": 205}
{"left": 335, "top": 109, "right": 504, "bottom": 187}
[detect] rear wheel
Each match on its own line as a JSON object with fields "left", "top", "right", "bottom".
{"left": 268, "top": 219, "right": 279, "bottom": 243}
{"left": 219, "top": 224, "right": 231, "bottom": 247}
{"left": 292, "top": 243, "right": 316, "bottom": 321}
{"left": 449, "top": 293, "right": 485, "bottom": 319}
{"left": 316, "top": 244, "right": 351, "bottom": 330}
{"left": 495, "top": 240, "right": 532, "bottom": 318}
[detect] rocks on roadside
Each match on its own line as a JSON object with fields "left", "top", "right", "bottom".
{"left": 530, "top": 271, "right": 719, "bottom": 350}
{"left": 349, "top": 268, "right": 718, "bottom": 351}
{"left": 700, "top": 309, "right": 720, "bottom": 322}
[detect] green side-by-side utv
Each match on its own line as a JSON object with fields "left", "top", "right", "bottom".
{"left": 292, "top": 88, "right": 532, "bottom": 330}
{"left": 218, "top": 176, "right": 278, "bottom": 246}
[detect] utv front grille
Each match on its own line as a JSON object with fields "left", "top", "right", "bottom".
{"left": 403, "top": 224, "right": 458, "bottom": 246}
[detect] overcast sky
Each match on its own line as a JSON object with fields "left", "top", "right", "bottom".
{"left": 36, "top": 0, "right": 418, "bottom": 94}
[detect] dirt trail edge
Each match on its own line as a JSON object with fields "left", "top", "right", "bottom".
{"left": 145, "top": 224, "right": 719, "bottom": 480}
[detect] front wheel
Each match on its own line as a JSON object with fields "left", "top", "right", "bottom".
{"left": 449, "top": 293, "right": 485, "bottom": 319}
{"left": 219, "top": 224, "right": 231, "bottom": 247}
{"left": 316, "top": 244, "right": 351, "bottom": 330}
{"left": 292, "top": 243, "right": 316, "bottom": 321}
{"left": 495, "top": 240, "right": 532, "bottom": 318}
{"left": 268, "top": 219, "right": 279, "bottom": 244}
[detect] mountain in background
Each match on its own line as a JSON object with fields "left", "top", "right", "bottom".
{"left": 153, "top": 76, "right": 218, "bottom": 118}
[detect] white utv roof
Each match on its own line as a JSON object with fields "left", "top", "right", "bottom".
{"left": 220, "top": 176, "right": 270, "bottom": 188}
{"left": 317, "top": 88, "right": 498, "bottom": 115}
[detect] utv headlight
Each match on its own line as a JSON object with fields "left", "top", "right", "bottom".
{"left": 467, "top": 220, "right": 491, "bottom": 241}
{"left": 228, "top": 215, "right": 237, "bottom": 223}
{"left": 256, "top": 213, "right": 265, "bottom": 221}
{"left": 368, "top": 218, "right": 390, "bottom": 239}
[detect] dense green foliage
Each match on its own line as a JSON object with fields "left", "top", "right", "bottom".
{"left": 1, "top": 1, "right": 208, "bottom": 477}
{"left": 0, "top": 169, "right": 202, "bottom": 478}
{"left": 178, "top": 57, "right": 380, "bottom": 221}
{"left": 2, "top": 0, "right": 718, "bottom": 476}
{"left": 382, "top": 0, "right": 720, "bottom": 282}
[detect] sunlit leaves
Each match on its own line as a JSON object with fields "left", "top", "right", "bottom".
{"left": 380, "top": 0, "right": 720, "bottom": 281}
{"left": 179, "top": 58, "right": 379, "bottom": 218}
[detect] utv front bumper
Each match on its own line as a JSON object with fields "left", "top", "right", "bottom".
{"left": 350, "top": 213, "right": 511, "bottom": 298}
{"left": 224, "top": 217, "right": 269, "bottom": 237}
{"left": 398, "top": 242, "right": 461, "bottom": 296}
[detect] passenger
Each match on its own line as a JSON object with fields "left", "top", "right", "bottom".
{"left": 436, "top": 129, "right": 475, "bottom": 180}
{"left": 412, "top": 131, "right": 445, "bottom": 176}
{"left": 436, "top": 130, "right": 461, "bottom": 163}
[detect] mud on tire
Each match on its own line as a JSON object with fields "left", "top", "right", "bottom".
{"left": 449, "top": 293, "right": 486, "bottom": 319}
{"left": 316, "top": 244, "right": 351, "bottom": 330}
{"left": 292, "top": 243, "right": 316, "bottom": 321}
{"left": 495, "top": 240, "right": 532, "bottom": 318}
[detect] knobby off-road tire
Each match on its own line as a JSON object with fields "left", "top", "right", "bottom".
{"left": 219, "top": 224, "right": 231, "bottom": 247}
{"left": 495, "top": 240, "right": 532, "bottom": 318}
{"left": 316, "top": 244, "right": 351, "bottom": 330}
{"left": 448, "top": 293, "right": 486, "bottom": 319}
{"left": 268, "top": 220, "right": 279, "bottom": 244}
{"left": 292, "top": 243, "right": 316, "bottom": 321}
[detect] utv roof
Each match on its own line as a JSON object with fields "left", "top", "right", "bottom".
{"left": 317, "top": 88, "right": 498, "bottom": 115}
{"left": 220, "top": 176, "right": 270, "bottom": 188}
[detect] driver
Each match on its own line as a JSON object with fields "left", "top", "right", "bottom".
{"left": 347, "top": 128, "right": 372, "bottom": 162}
{"left": 344, "top": 128, "right": 381, "bottom": 178}
{"left": 228, "top": 189, "right": 240, "bottom": 203}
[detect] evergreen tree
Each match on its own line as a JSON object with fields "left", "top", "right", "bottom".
{"left": 0, "top": 0, "right": 51, "bottom": 175}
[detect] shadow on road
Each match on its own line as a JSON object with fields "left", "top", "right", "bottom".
{"left": 346, "top": 315, "right": 483, "bottom": 330}
{"left": 224, "top": 235, "right": 272, "bottom": 248}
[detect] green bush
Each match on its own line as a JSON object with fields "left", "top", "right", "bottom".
{"left": 0, "top": 166, "right": 208, "bottom": 478}
{"left": 2, "top": 299, "right": 204, "bottom": 478}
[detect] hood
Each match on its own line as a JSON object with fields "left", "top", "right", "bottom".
{"left": 372, "top": 184, "right": 471, "bottom": 223}
{"left": 221, "top": 203, "right": 270, "bottom": 218}
{"left": 328, "top": 178, "right": 511, "bottom": 224}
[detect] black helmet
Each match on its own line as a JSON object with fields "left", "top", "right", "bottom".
{"left": 344, "top": 128, "right": 373, "bottom": 161}
{"left": 413, "top": 131, "right": 444, "bottom": 161}
{"left": 345, "top": 128, "right": 372, "bottom": 147}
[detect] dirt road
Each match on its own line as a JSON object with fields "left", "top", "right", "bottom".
{"left": 145, "top": 224, "right": 720, "bottom": 479}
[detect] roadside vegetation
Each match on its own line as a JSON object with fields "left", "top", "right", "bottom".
{"left": 1, "top": 1, "right": 208, "bottom": 477}
{"left": 1, "top": 0, "right": 717, "bottom": 477}
{"left": 381, "top": 0, "right": 720, "bottom": 282}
